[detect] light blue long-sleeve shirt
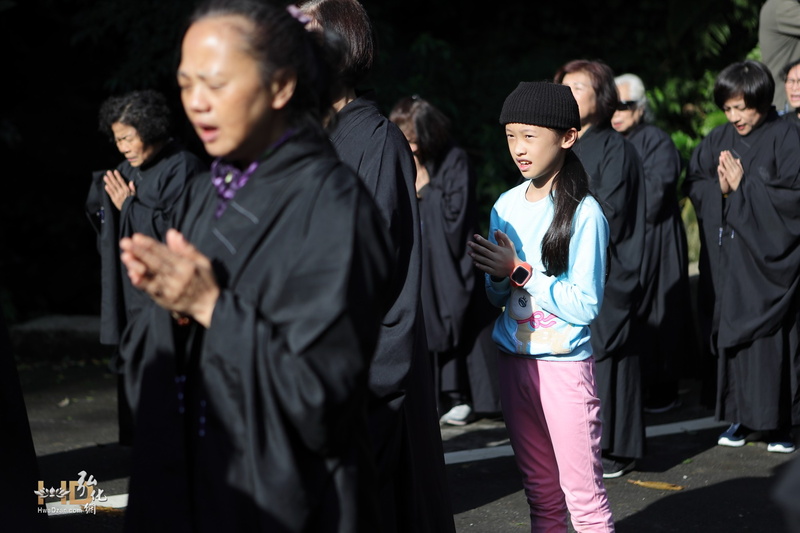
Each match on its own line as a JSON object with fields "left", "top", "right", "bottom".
{"left": 486, "top": 180, "right": 609, "bottom": 361}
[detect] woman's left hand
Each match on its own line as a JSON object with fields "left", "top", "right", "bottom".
{"left": 120, "top": 229, "right": 220, "bottom": 328}
{"left": 467, "top": 230, "right": 519, "bottom": 278}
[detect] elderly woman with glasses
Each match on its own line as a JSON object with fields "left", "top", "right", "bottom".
{"left": 611, "top": 73, "right": 696, "bottom": 416}
{"left": 781, "top": 58, "right": 800, "bottom": 126}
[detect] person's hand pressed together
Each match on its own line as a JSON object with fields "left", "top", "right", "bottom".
{"left": 467, "top": 230, "right": 520, "bottom": 280}
{"left": 718, "top": 150, "right": 744, "bottom": 194}
{"left": 104, "top": 169, "right": 136, "bottom": 210}
{"left": 120, "top": 229, "right": 220, "bottom": 328}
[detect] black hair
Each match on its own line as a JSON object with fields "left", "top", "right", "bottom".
{"left": 713, "top": 60, "right": 774, "bottom": 113}
{"left": 541, "top": 148, "right": 591, "bottom": 277}
{"left": 388, "top": 95, "right": 452, "bottom": 168}
{"left": 554, "top": 59, "right": 618, "bottom": 127}
{"left": 98, "top": 89, "right": 172, "bottom": 146}
{"left": 296, "top": 0, "right": 376, "bottom": 90}
{"left": 188, "top": 0, "right": 343, "bottom": 124}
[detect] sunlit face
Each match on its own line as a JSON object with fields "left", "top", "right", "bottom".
{"left": 505, "top": 123, "right": 568, "bottom": 184}
{"left": 561, "top": 71, "right": 597, "bottom": 127}
{"left": 177, "top": 15, "right": 277, "bottom": 163}
{"left": 785, "top": 64, "right": 800, "bottom": 110}
{"left": 722, "top": 96, "right": 765, "bottom": 136}
{"left": 611, "top": 83, "right": 644, "bottom": 134}
{"left": 111, "top": 122, "right": 157, "bottom": 167}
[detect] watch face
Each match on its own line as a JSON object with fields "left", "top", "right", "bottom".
{"left": 511, "top": 265, "right": 529, "bottom": 284}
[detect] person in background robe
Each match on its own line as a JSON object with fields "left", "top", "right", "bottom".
{"left": 296, "top": 2, "right": 456, "bottom": 532}
{"left": 389, "top": 95, "right": 501, "bottom": 425}
{"left": 555, "top": 59, "right": 647, "bottom": 479}
{"left": 117, "top": 1, "right": 393, "bottom": 530}
{"left": 684, "top": 59, "right": 800, "bottom": 455}
{"left": 85, "top": 89, "right": 206, "bottom": 446}
{"left": 612, "top": 73, "right": 697, "bottom": 414}
{"left": 781, "top": 58, "right": 800, "bottom": 127}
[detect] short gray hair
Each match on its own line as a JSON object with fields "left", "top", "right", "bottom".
{"left": 615, "top": 73, "right": 652, "bottom": 121}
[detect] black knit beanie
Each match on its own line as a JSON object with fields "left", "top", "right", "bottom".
{"left": 499, "top": 81, "right": 581, "bottom": 130}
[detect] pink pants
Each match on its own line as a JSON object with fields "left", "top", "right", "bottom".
{"left": 498, "top": 353, "right": 614, "bottom": 533}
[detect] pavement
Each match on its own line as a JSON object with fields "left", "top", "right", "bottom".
{"left": 10, "top": 315, "right": 800, "bottom": 532}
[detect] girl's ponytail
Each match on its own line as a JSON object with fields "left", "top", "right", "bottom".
{"left": 540, "top": 149, "right": 590, "bottom": 277}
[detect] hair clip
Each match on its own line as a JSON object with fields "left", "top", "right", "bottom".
{"left": 286, "top": 4, "right": 312, "bottom": 26}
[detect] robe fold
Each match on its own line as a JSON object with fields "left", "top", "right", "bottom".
{"left": 625, "top": 123, "right": 696, "bottom": 402}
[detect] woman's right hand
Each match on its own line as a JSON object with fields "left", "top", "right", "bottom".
{"left": 104, "top": 169, "right": 134, "bottom": 210}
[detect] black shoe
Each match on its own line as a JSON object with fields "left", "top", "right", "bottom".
{"left": 602, "top": 456, "right": 635, "bottom": 479}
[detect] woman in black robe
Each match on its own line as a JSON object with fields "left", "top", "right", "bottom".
{"left": 555, "top": 59, "right": 647, "bottom": 479}
{"left": 612, "top": 73, "right": 697, "bottom": 412}
{"left": 117, "top": 2, "right": 393, "bottom": 531}
{"left": 388, "top": 95, "right": 501, "bottom": 423}
{"left": 297, "top": 2, "right": 456, "bottom": 532}
{"left": 684, "top": 60, "right": 800, "bottom": 453}
{"left": 85, "top": 90, "right": 206, "bottom": 445}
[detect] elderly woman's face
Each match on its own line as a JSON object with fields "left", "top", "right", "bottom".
{"left": 111, "top": 123, "right": 157, "bottom": 167}
{"left": 561, "top": 71, "right": 597, "bottom": 127}
{"left": 178, "top": 15, "right": 275, "bottom": 163}
{"left": 611, "top": 83, "right": 644, "bottom": 134}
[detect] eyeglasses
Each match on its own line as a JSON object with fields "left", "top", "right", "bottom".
{"left": 616, "top": 100, "right": 639, "bottom": 111}
{"left": 785, "top": 78, "right": 800, "bottom": 87}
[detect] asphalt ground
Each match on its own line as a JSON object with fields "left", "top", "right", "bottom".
{"left": 11, "top": 315, "right": 800, "bottom": 532}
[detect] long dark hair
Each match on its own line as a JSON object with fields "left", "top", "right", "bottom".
{"left": 540, "top": 148, "right": 590, "bottom": 277}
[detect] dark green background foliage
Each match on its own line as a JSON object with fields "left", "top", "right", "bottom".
{"left": 0, "top": 0, "right": 761, "bottom": 322}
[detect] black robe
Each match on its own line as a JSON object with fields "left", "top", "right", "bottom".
{"left": 783, "top": 109, "right": 800, "bottom": 130}
{"left": 120, "top": 126, "right": 393, "bottom": 532}
{"left": 418, "top": 144, "right": 500, "bottom": 413}
{"left": 573, "top": 124, "right": 647, "bottom": 459}
{"left": 625, "top": 123, "right": 696, "bottom": 402}
{"left": 684, "top": 110, "right": 800, "bottom": 430}
{"left": 85, "top": 139, "right": 207, "bottom": 346}
{"left": 0, "top": 312, "right": 49, "bottom": 532}
{"left": 328, "top": 95, "right": 456, "bottom": 533}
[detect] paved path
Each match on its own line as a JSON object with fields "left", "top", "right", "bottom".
{"left": 12, "top": 315, "right": 800, "bottom": 532}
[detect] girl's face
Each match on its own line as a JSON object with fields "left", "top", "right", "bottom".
{"left": 111, "top": 122, "right": 157, "bottom": 167}
{"left": 505, "top": 123, "right": 572, "bottom": 183}
{"left": 561, "top": 71, "right": 597, "bottom": 127}
{"left": 722, "top": 96, "right": 765, "bottom": 136}
{"left": 785, "top": 64, "right": 800, "bottom": 110}
{"left": 178, "top": 15, "right": 280, "bottom": 163}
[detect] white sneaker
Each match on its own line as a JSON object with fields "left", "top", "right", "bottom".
{"left": 439, "top": 404, "right": 474, "bottom": 426}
